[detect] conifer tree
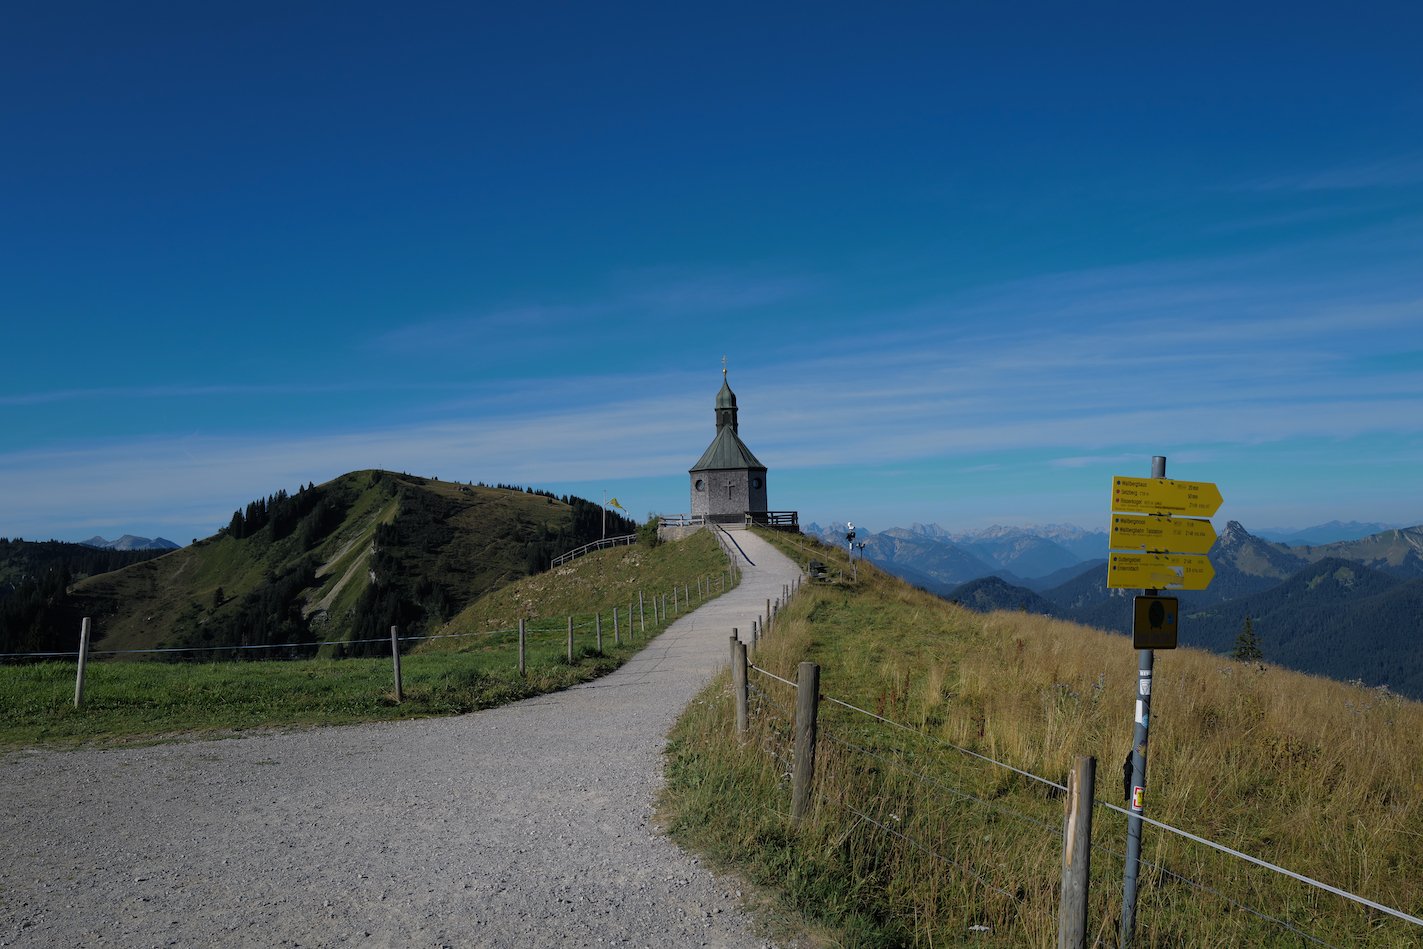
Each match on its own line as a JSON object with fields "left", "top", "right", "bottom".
{"left": 1232, "top": 615, "right": 1263, "bottom": 662}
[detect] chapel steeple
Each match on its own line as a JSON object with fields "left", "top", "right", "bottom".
{"left": 715, "top": 360, "right": 738, "bottom": 433}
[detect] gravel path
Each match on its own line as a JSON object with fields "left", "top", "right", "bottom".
{"left": 0, "top": 530, "right": 802, "bottom": 948}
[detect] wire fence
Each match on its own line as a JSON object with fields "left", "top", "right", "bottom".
{"left": 2, "top": 567, "right": 741, "bottom": 662}
{"left": 2, "top": 565, "right": 744, "bottom": 719}
{"left": 738, "top": 657, "right": 1423, "bottom": 946}
{"left": 548, "top": 533, "right": 637, "bottom": 567}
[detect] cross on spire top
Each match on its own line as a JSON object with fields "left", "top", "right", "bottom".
{"left": 722, "top": 355, "right": 727, "bottom": 377}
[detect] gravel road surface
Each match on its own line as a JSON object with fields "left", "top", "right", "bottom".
{"left": 0, "top": 529, "right": 802, "bottom": 948}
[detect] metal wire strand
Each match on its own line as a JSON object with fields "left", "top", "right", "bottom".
{"left": 747, "top": 663, "right": 797, "bottom": 689}
{"left": 749, "top": 678, "right": 1372, "bottom": 943}
{"left": 1092, "top": 799, "right": 1423, "bottom": 929}
{"left": 819, "top": 693, "right": 1068, "bottom": 793}
{"left": 4, "top": 625, "right": 521, "bottom": 659}
{"left": 823, "top": 721, "right": 1340, "bottom": 947}
{"left": 1097, "top": 846, "right": 1343, "bottom": 949}
{"left": 821, "top": 730, "right": 1059, "bottom": 837}
{"left": 0, "top": 617, "right": 671, "bottom": 660}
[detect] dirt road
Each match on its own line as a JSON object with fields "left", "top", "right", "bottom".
{"left": 0, "top": 529, "right": 801, "bottom": 948}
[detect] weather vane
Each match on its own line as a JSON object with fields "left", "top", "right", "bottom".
{"left": 722, "top": 354, "right": 727, "bottom": 377}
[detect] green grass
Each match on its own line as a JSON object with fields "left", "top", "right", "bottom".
{"left": 0, "top": 643, "right": 635, "bottom": 749}
{"left": 660, "top": 529, "right": 1423, "bottom": 947}
{"left": 425, "top": 528, "right": 737, "bottom": 649}
{"left": 0, "top": 529, "right": 736, "bottom": 750}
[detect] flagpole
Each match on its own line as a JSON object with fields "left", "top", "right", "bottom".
{"left": 602, "top": 490, "right": 607, "bottom": 540}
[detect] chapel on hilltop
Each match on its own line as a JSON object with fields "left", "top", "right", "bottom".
{"left": 689, "top": 367, "right": 772, "bottom": 524}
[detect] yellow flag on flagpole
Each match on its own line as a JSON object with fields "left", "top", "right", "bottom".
{"left": 607, "top": 497, "right": 625, "bottom": 511}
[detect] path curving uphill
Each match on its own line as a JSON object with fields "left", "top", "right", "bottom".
{"left": 0, "top": 529, "right": 802, "bottom": 948}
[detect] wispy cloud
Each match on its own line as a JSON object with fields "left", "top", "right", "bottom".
{"left": 5, "top": 242, "right": 1421, "bottom": 540}
{"left": 0, "top": 382, "right": 379, "bottom": 407}
{"left": 369, "top": 264, "right": 825, "bottom": 356}
{"left": 1050, "top": 454, "right": 1138, "bottom": 469}
{"left": 371, "top": 302, "right": 617, "bottom": 354}
{"left": 1241, "top": 154, "right": 1423, "bottom": 192}
{"left": 613, "top": 266, "right": 825, "bottom": 313}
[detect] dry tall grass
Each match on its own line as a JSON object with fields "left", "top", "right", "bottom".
{"left": 661, "top": 531, "right": 1423, "bottom": 946}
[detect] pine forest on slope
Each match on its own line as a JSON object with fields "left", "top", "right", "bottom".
{"left": 0, "top": 471, "right": 635, "bottom": 658}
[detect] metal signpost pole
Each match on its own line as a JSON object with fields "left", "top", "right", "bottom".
{"left": 846, "top": 523, "right": 857, "bottom": 582}
{"left": 1121, "top": 455, "right": 1165, "bottom": 947}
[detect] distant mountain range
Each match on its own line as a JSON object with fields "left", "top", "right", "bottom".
{"left": 806, "top": 518, "right": 1423, "bottom": 699}
{"left": 806, "top": 521, "right": 1109, "bottom": 593}
{"left": 962, "top": 522, "right": 1423, "bottom": 700}
{"left": 1252, "top": 520, "right": 1402, "bottom": 546}
{"left": 80, "top": 535, "right": 180, "bottom": 551}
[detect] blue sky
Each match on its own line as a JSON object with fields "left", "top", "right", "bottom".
{"left": 3, "top": 2, "right": 1421, "bottom": 543}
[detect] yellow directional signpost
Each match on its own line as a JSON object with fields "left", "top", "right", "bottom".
{"left": 1111, "top": 476, "right": 1223, "bottom": 517}
{"left": 1109, "top": 513, "right": 1216, "bottom": 555}
{"left": 1108, "top": 478, "right": 1222, "bottom": 590}
{"left": 1112, "top": 458, "right": 1223, "bottom": 948}
{"left": 1108, "top": 551, "right": 1215, "bottom": 590}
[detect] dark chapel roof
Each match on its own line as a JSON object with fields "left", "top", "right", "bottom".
{"left": 690, "top": 425, "right": 765, "bottom": 472}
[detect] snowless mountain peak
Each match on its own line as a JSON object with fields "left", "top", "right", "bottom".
{"left": 1217, "top": 520, "right": 1252, "bottom": 548}
{"left": 81, "top": 535, "right": 180, "bottom": 551}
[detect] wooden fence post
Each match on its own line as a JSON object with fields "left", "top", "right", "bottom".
{"left": 567, "top": 616, "right": 574, "bottom": 663}
{"left": 639, "top": 591, "right": 645, "bottom": 634}
{"left": 595, "top": 613, "right": 603, "bottom": 652}
{"left": 390, "top": 625, "right": 403, "bottom": 703}
{"left": 613, "top": 607, "right": 620, "bottom": 646}
{"left": 74, "top": 617, "right": 91, "bottom": 708}
{"left": 1058, "top": 755, "right": 1097, "bottom": 949}
{"left": 791, "top": 661, "right": 821, "bottom": 821}
{"left": 518, "top": 619, "right": 526, "bottom": 676}
{"left": 766, "top": 598, "right": 772, "bottom": 634}
{"left": 731, "top": 634, "right": 748, "bottom": 735}
{"left": 752, "top": 618, "right": 759, "bottom": 649}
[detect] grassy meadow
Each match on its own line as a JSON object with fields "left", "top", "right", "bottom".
{"left": 660, "top": 529, "right": 1423, "bottom": 947}
{"left": 0, "top": 531, "right": 735, "bottom": 750}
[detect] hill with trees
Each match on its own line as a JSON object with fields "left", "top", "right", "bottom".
{"left": 12, "top": 471, "right": 633, "bottom": 658}
{"left": 0, "top": 540, "right": 171, "bottom": 655}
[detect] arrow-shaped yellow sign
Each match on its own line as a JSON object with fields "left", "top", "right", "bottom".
{"left": 1109, "top": 514, "right": 1217, "bottom": 555}
{"left": 1112, "top": 477, "right": 1223, "bottom": 517}
{"left": 1108, "top": 552, "right": 1215, "bottom": 591}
